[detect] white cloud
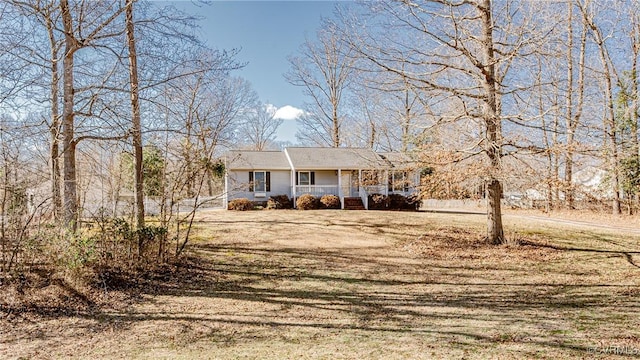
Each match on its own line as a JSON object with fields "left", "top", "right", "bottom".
{"left": 273, "top": 105, "right": 305, "bottom": 120}
{"left": 264, "top": 103, "right": 278, "bottom": 116}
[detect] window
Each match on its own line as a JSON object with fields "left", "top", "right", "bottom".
{"left": 361, "top": 170, "right": 380, "bottom": 186}
{"left": 299, "top": 171, "right": 310, "bottom": 185}
{"left": 249, "top": 171, "right": 270, "bottom": 192}
{"left": 389, "top": 171, "right": 409, "bottom": 192}
{"left": 296, "top": 171, "right": 315, "bottom": 186}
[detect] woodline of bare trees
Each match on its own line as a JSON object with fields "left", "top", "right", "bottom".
{"left": 1, "top": 0, "right": 640, "bottom": 277}
{"left": 0, "top": 0, "right": 281, "bottom": 276}
{"left": 284, "top": 0, "right": 639, "bottom": 243}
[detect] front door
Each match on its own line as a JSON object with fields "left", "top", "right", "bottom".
{"left": 341, "top": 172, "right": 352, "bottom": 197}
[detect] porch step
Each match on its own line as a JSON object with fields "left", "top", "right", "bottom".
{"left": 343, "top": 197, "right": 365, "bottom": 210}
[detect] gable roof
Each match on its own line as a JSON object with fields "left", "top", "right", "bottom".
{"left": 285, "top": 147, "right": 388, "bottom": 170}
{"left": 378, "top": 152, "right": 417, "bottom": 170}
{"left": 225, "top": 147, "right": 417, "bottom": 171}
{"left": 226, "top": 150, "right": 290, "bottom": 170}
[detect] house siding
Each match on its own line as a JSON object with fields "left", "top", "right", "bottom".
{"left": 295, "top": 170, "right": 337, "bottom": 185}
{"left": 313, "top": 170, "right": 338, "bottom": 185}
{"left": 227, "top": 170, "right": 291, "bottom": 202}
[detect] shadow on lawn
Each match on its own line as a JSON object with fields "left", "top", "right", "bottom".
{"left": 77, "top": 241, "right": 638, "bottom": 355}
{"left": 520, "top": 240, "right": 640, "bottom": 269}
{"left": 193, "top": 216, "right": 428, "bottom": 242}
{"left": 3, "top": 236, "right": 638, "bottom": 356}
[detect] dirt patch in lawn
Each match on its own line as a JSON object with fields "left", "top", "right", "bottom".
{"left": 401, "top": 226, "right": 561, "bottom": 263}
{"left": 2, "top": 210, "right": 640, "bottom": 359}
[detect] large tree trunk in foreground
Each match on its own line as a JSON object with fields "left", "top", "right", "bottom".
{"left": 126, "top": 0, "right": 145, "bottom": 230}
{"left": 486, "top": 179, "right": 504, "bottom": 244}
{"left": 43, "top": 11, "right": 63, "bottom": 221}
{"left": 480, "top": 0, "right": 505, "bottom": 244}
{"left": 60, "top": 0, "right": 78, "bottom": 231}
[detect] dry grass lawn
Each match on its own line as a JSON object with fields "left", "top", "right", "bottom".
{"left": 2, "top": 209, "right": 640, "bottom": 359}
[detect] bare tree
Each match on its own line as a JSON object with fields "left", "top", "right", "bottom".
{"left": 125, "top": 0, "right": 144, "bottom": 229}
{"left": 577, "top": 0, "right": 622, "bottom": 214}
{"left": 240, "top": 103, "right": 283, "bottom": 151}
{"left": 339, "top": 0, "right": 548, "bottom": 244}
{"left": 350, "top": 64, "right": 432, "bottom": 152}
{"left": 563, "top": 1, "right": 588, "bottom": 209}
{"left": 286, "top": 23, "right": 354, "bottom": 147}
{"left": 615, "top": 6, "right": 640, "bottom": 213}
{"left": 1, "top": 2, "right": 60, "bottom": 222}
{"left": 168, "top": 73, "right": 253, "bottom": 196}
{"left": 59, "top": 0, "right": 127, "bottom": 230}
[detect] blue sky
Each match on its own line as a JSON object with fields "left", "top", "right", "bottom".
{"left": 171, "top": 1, "right": 342, "bottom": 142}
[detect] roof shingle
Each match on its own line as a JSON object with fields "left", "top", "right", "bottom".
{"left": 225, "top": 147, "right": 416, "bottom": 170}
{"left": 285, "top": 147, "right": 387, "bottom": 170}
{"left": 226, "top": 150, "right": 290, "bottom": 170}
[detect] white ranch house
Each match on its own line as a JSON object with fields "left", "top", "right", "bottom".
{"left": 224, "top": 147, "right": 420, "bottom": 209}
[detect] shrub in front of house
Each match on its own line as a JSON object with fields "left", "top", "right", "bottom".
{"left": 296, "top": 194, "right": 319, "bottom": 210}
{"left": 406, "top": 193, "right": 422, "bottom": 210}
{"left": 368, "top": 193, "right": 389, "bottom": 210}
{"left": 228, "top": 198, "right": 254, "bottom": 211}
{"left": 388, "top": 194, "right": 409, "bottom": 210}
{"left": 387, "top": 194, "right": 421, "bottom": 211}
{"left": 267, "top": 195, "right": 292, "bottom": 209}
{"left": 320, "top": 194, "right": 341, "bottom": 209}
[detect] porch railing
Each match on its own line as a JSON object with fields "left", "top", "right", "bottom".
{"left": 294, "top": 185, "right": 340, "bottom": 198}
{"left": 362, "top": 185, "right": 387, "bottom": 196}
{"left": 388, "top": 189, "right": 415, "bottom": 196}
{"left": 358, "top": 186, "right": 369, "bottom": 210}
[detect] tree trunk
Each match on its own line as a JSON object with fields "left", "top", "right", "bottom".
{"left": 480, "top": 0, "right": 505, "bottom": 244}
{"left": 552, "top": 82, "right": 560, "bottom": 206}
{"left": 578, "top": 1, "right": 621, "bottom": 215}
{"left": 60, "top": 0, "right": 78, "bottom": 231}
{"left": 565, "top": 5, "right": 587, "bottom": 210}
{"left": 369, "top": 119, "right": 376, "bottom": 149}
{"left": 564, "top": 1, "right": 574, "bottom": 209}
{"left": 332, "top": 105, "right": 339, "bottom": 148}
{"left": 486, "top": 179, "right": 504, "bottom": 244}
{"left": 46, "top": 13, "right": 62, "bottom": 221}
{"left": 597, "top": 41, "right": 621, "bottom": 215}
{"left": 632, "top": 24, "right": 639, "bottom": 214}
{"left": 1, "top": 147, "right": 8, "bottom": 271}
{"left": 538, "top": 58, "right": 554, "bottom": 212}
{"left": 184, "top": 119, "right": 194, "bottom": 197}
{"left": 125, "top": 0, "right": 144, "bottom": 230}
{"left": 632, "top": 24, "right": 639, "bottom": 158}
{"left": 402, "top": 86, "right": 410, "bottom": 153}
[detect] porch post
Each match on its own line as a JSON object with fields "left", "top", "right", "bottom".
{"left": 223, "top": 168, "right": 229, "bottom": 209}
{"left": 291, "top": 169, "right": 296, "bottom": 208}
{"left": 385, "top": 169, "right": 389, "bottom": 196}
{"left": 337, "top": 169, "right": 343, "bottom": 209}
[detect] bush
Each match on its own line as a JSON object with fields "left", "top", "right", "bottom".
{"left": 406, "top": 193, "right": 422, "bottom": 210}
{"left": 267, "top": 195, "right": 292, "bottom": 209}
{"left": 388, "top": 194, "right": 408, "bottom": 210}
{"left": 320, "top": 194, "right": 341, "bottom": 209}
{"left": 364, "top": 193, "right": 421, "bottom": 211}
{"left": 228, "top": 198, "right": 254, "bottom": 211}
{"left": 387, "top": 194, "right": 421, "bottom": 211}
{"left": 296, "top": 194, "right": 319, "bottom": 210}
{"left": 368, "top": 193, "right": 389, "bottom": 210}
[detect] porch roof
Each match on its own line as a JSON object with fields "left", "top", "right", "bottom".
{"left": 285, "top": 147, "right": 388, "bottom": 170}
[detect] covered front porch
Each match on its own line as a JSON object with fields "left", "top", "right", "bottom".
{"left": 291, "top": 169, "right": 415, "bottom": 210}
